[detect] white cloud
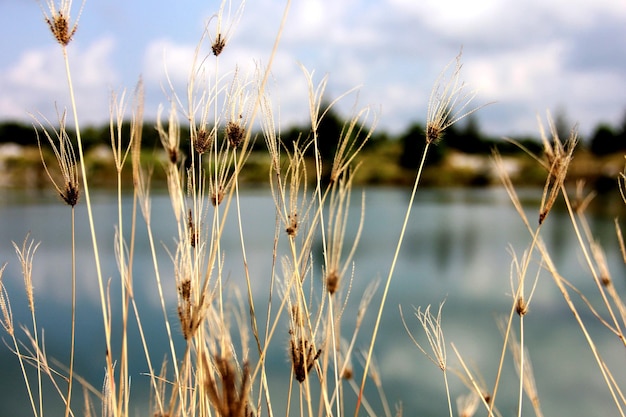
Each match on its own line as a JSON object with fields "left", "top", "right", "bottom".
{"left": 1, "top": 0, "right": 624, "bottom": 138}
{"left": 388, "top": 0, "right": 501, "bottom": 31}
{"left": 464, "top": 43, "right": 565, "bottom": 102}
{"left": 142, "top": 38, "right": 197, "bottom": 88}
{"left": 0, "top": 36, "right": 119, "bottom": 123}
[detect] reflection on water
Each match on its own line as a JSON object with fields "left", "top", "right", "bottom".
{"left": 0, "top": 187, "right": 625, "bottom": 416}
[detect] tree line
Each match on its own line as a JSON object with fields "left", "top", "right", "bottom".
{"left": 1, "top": 107, "right": 625, "bottom": 168}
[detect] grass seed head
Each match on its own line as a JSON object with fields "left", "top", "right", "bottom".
{"left": 212, "top": 33, "right": 226, "bottom": 56}
{"left": 178, "top": 279, "right": 191, "bottom": 302}
{"left": 194, "top": 127, "right": 214, "bottom": 154}
{"left": 515, "top": 296, "right": 528, "bottom": 316}
{"left": 537, "top": 115, "right": 578, "bottom": 224}
{"left": 41, "top": 1, "right": 85, "bottom": 46}
{"left": 285, "top": 213, "right": 298, "bottom": 237}
{"left": 226, "top": 119, "right": 246, "bottom": 149}
{"left": 0, "top": 263, "right": 13, "bottom": 336}
{"left": 157, "top": 104, "right": 181, "bottom": 165}
{"left": 34, "top": 111, "right": 81, "bottom": 207}
{"left": 203, "top": 354, "right": 253, "bottom": 417}
{"left": 326, "top": 270, "right": 340, "bottom": 295}
{"left": 208, "top": 0, "right": 246, "bottom": 57}
{"left": 168, "top": 148, "right": 178, "bottom": 164}
{"left": 44, "top": 11, "right": 75, "bottom": 45}
{"left": 187, "top": 209, "right": 197, "bottom": 248}
{"left": 211, "top": 186, "right": 225, "bottom": 206}
{"left": 289, "top": 336, "right": 321, "bottom": 383}
{"left": 425, "top": 49, "right": 486, "bottom": 145}
{"left": 62, "top": 180, "right": 80, "bottom": 207}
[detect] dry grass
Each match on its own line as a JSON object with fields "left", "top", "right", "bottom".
{"left": 2, "top": 1, "right": 626, "bottom": 417}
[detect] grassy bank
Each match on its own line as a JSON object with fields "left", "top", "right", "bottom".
{"left": 2, "top": 141, "right": 624, "bottom": 190}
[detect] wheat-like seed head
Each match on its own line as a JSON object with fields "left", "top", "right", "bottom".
{"left": 289, "top": 334, "right": 321, "bottom": 383}
{"left": 323, "top": 175, "right": 364, "bottom": 296}
{"left": 224, "top": 69, "right": 253, "bottom": 150}
{"left": 0, "top": 263, "right": 13, "bottom": 336}
{"left": 41, "top": 0, "right": 84, "bottom": 46}
{"left": 202, "top": 352, "right": 253, "bottom": 417}
{"left": 130, "top": 79, "right": 144, "bottom": 160}
{"left": 260, "top": 93, "right": 281, "bottom": 175}
{"left": 194, "top": 126, "right": 215, "bottom": 155}
{"left": 157, "top": 104, "right": 181, "bottom": 165}
{"left": 108, "top": 90, "right": 138, "bottom": 174}
{"left": 172, "top": 240, "right": 205, "bottom": 341}
{"left": 207, "top": 0, "right": 246, "bottom": 57}
{"left": 33, "top": 111, "right": 80, "bottom": 207}
{"left": 537, "top": 113, "right": 578, "bottom": 224}
{"left": 403, "top": 302, "right": 447, "bottom": 371}
{"left": 13, "top": 234, "right": 41, "bottom": 314}
{"left": 330, "top": 106, "right": 376, "bottom": 184}
{"left": 425, "top": 49, "right": 486, "bottom": 145}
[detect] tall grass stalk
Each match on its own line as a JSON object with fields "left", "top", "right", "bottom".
{"left": 41, "top": 3, "right": 116, "bottom": 414}
{"left": 494, "top": 115, "right": 626, "bottom": 417}
{"left": 33, "top": 110, "right": 80, "bottom": 417}
{"left": 356, "top": 50, "right": 484, "bottom": 416}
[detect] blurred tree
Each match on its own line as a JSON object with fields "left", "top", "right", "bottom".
{"left": 314, "top": 105, "right": 344, "bottom": 161}
{"left": 616, "top": 108, "right": 626, "bottom": 146}
{"left": 398, "top": 122, "right": 444, "bottom": 169}
{"left": 0, "top": 121, "right": 37, "bottom": 146}
{"left": 443, "top": 114, "right": 488, "bottom": 154}
{"left": 590, "top": 123, "right": 622, "bottom": 155}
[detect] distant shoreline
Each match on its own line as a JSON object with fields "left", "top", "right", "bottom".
{"left": 1, "top": 142, "right": 624, "bottom": 192}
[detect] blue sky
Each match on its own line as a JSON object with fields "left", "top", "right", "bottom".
{"left": 1, "top": 0, "right": 625, "bottom": 138}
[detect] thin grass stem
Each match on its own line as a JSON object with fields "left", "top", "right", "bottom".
{"left": 355, "top": 142, "right": 431, "bottom": 416}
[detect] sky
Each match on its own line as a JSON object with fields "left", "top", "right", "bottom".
{"left": 1, "top": 0, "right": 625, "bottom": 139}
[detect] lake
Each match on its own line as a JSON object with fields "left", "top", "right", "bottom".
{"left": 1, "top": 186, "right": 625, "bottom": 417}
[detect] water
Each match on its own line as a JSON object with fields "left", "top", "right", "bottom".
{"left": 0, "top": 186, "right": 625, "bottom": 416}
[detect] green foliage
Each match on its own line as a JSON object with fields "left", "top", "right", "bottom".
{"left": 590, "top": 123, "right": 626, "bottom": 156}
{"left": 0, "top": 121, "right": 38, "bottom": 146}
{"left": 1, "top": 105, "right": 625, "bottom": 175}
{"left": 441, "top": 114, "right": 490, "bottom": 154}
{"left": 398, "top": 122, "right": 443, "bottom": 169}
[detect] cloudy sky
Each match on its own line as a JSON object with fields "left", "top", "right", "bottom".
{"left": 1, "top": 0, "right": 625, "bottom": 139}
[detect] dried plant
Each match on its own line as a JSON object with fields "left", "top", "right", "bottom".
{"left": 33, "top": 111, "right": 80, "bottom": 207}
{"left": 329, "top": 107, "right": 376, "bottom": 184}
{"left": 13, "top": 235, "right": 40, "bottom": 314}
{"left": 323, "top": 175, "right": 364, "bottom": 295}
{"left": 0, "top": 263, "right": 12, "bottom": 337}
{"left": 207, "top": 0, "right": 246, "bottom": 57}
{"left": 401, "top": 302, "right": 452, "bottom": 417}
{"left": 536, "top": 114, "right": 578, "bottom": 224}
{"left": 497, "top": 318, "right": 544, "bottom": 417}
{"left": 223, "top": 70, "right": 253, "bottom": 151}
{"left": 158, "top": 103, "right": 181, "bottom": 166}
{"left": 357, "top": 50, "right": 486, "bottom": 416}
{"left": 289, "top": 333, "right": 321, "bottom": 384}
{"left": 425, "top": 49, "right": 487, "bottom": 144}
{"left": 283, "top": 262, "right": 321, "bottom": 385}
{"left": 41, "top": 0, "right": 84, "bottom": 46}
{"left": 202, "top": 353, "right": 253, "bottom": 417}
{"left": 18, "top": 1, "right": 599, "bottom": 417}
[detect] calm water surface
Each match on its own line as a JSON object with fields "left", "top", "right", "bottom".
{"left": 0, "top": 187, "right": 625, "bottom": 416}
